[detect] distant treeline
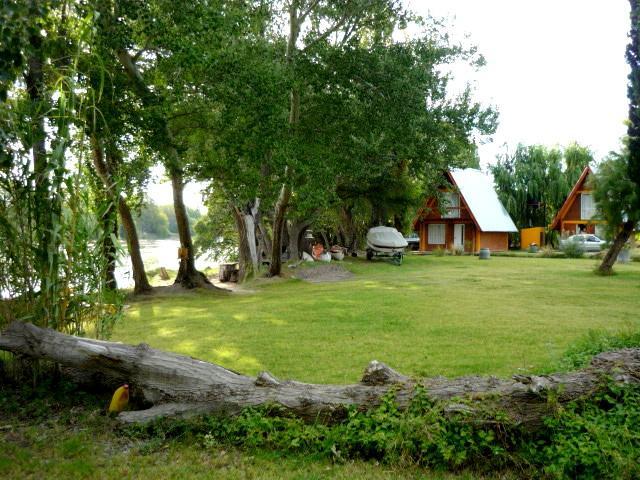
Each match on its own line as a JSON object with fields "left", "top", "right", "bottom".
{"left": 125, "top": 201, "right": 202, "bottom": 240}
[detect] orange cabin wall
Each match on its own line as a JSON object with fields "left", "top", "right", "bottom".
{"left": 477, "top": 232, "right": 509, "bottom": 252}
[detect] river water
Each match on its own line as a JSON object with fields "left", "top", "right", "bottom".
{"left": 115, "top": 238, "right": 219, "bottom": 288}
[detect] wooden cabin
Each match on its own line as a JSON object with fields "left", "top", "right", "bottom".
{"left": 413, "top": 169, "right": 517, "bottom": 253}
{"left": 550, "top": 166, "right": 605, "bottom": 237}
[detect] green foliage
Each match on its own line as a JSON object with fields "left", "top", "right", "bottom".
{"left": 125, "top": 387, "right": 514, "bottom": 472}
{"left": 526, "top": 383, "right": 640, "bottom": 480}
{"left": 550, "top": 328, "right": 640, "bottom": 371}
{"left": 0, "top": 2, "right": 123, "bottom": 337}
{"left": 433, "top": 246, "right": 447, "bottom": 257}
{"left": 560, "top": 240, "right": 585, "bottom": 258}
{"left": 136, "top": 202, "right": 170, "bottom": 239}
{"left": 592, "top": 150, "right": 640, "bottom": 241}
{"left": 121, "top": 378, "right": 640, "bottom": 478}
{"left": 490, "top": 143, "right": 593, "bottom": 233}
{"left": 193, "top": 188, "right": 238, "bottom": 262}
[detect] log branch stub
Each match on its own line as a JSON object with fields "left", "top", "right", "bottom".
{"left": 361, "top": 360, "right": 409, "bottom": 386}
{"left": 255, "top": 371, "right": 281, "bottom": 387}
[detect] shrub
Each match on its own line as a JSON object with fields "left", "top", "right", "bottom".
{"left": 432, "top": 247, "right": 447, "bottom": 257}
{"left": 561, "top": 241, "right": 584, "bottom": 258}
{"left": 527, "top": 383, "right": 640, "bottom": 480}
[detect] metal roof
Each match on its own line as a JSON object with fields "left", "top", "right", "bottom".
{"left": 450, "top": 169, "right": 518, "bottom": 232}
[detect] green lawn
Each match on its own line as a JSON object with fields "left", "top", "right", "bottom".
{"left": 4, "top": 255, "right": 639, "bottom": 479}
{"left": 114, "top": 255, "right": 640, "bottom": 383}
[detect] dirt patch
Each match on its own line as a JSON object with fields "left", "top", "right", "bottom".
{"left": 292, "top": 263, "right": 353, "bottom": 283}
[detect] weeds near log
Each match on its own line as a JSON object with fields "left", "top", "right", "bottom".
{"left": 118, "top": 380, "right": 640, "bottom": 478}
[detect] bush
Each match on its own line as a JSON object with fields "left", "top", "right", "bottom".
{"left": 528, "top": 383, "right": 640, "bottom": 480}
{"left": 561, "top": 241, "right": 584, "bottom": 258}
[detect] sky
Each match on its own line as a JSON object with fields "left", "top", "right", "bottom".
{"left": 410, "top": 0, "right": 631, "bottom": 164}
{"left": 149, "top": 0, "right": 632, "bottom": 208}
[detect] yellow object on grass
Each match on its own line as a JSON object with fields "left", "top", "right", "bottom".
{"left": 108, "top": 384, "right": 130, "bottom": 413}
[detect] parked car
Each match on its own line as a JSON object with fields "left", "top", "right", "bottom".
{"left": 560, "top": 234, "right": 607, "bottom": 252}
{"left": 404, "top": 232, "right": 420, "bottom": 251}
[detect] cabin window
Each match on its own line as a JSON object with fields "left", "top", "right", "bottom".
{"left": 428, "top": 224, "right": 445, "bottom": 244}
{"left": 442, "top": 192, "right": 460, "bottom": 218}
{"left": 581, "top": 193, "right": 596, "bottom": 219}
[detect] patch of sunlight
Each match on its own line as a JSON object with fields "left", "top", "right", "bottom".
{"left": 175, "top": 340, "right": 196, "bottom": 356}
{"left": 268, "top": 317, "right": 286, "bottom": 326}
{"left": 232, "top": 313, "right": 248, "bottom": 321}
{"left": 211, "top": 346, "right": 262, "bottom": 373}
{"left": 157, "top": 327, "right": 178, "bottom": 338}
{"left": 363, "top": 281, "right": 382, "bottom": 288}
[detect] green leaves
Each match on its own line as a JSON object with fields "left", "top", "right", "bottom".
{"left": 490, "top": 143, "right": 593, "bottom": 230}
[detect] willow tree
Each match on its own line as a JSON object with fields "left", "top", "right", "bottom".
{"left": 490, "top": 144, "right": 592, "bottom": 232}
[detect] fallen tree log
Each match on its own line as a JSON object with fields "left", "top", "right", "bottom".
{"left": 1, "top": 321, "right": 639, "bottom": 425}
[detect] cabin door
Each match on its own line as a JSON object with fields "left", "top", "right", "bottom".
{"left": 453, "top": 224, "right": 465, "bottom": 248}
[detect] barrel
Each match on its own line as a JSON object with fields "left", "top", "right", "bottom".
{"left": 478, "top": 247, "right": 491, "bottom": 260}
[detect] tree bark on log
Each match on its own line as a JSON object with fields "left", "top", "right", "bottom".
{"left": 1, "top": 321, "right": 639, "bottom": 426}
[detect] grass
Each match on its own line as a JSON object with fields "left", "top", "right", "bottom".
{"left": 0, "top": 387, "right": 473, "bottom": 480}
{"left": 114, "top": 255, "right": 640, "bottom": 383}
{"left": 3, "top": 255, "right": 640, "bottom": 479}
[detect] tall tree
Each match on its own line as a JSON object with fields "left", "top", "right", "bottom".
{"left": 81, "top": 35, "right": 153, "bottom": 294}
{"left": 93, "top": 0, "right": 215, "bottom": 288}
{"left": 596, "top": 0, "right": 640, "bottom": 274}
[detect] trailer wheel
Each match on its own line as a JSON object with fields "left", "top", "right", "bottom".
{"left": 366, "top": 249, "right": 373, "bottom": 261}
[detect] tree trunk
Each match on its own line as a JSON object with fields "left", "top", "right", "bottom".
{"left": 171, "top": 167, "right": 211, "bottom": 288}
{"left": 597, "top": 221, "right": 635, "bottom": 274}
{"left": 231, "top": 203, "right": 259, "bottom": 282}
{"left": 90, "top": 134, "right": 152, "bottom": 294}
{"left": 114, "top": 48, "right": 210, "bottom": 289}
{"left": 268, "top": 183, "right": 292, "bottom": 276}
{"left": 255, "top": 212, "right": 272, "bottom": 264}
{"left": 118, "top": 198, "right": 153, "bottom": 294}
{"left": 1, "top": 321, "right": 639, "bottom": 427}
{"left": 287, "top": 219, "right": 310, "bottom": 261}
{"left": 340, "top": 205, "right": 358, "bottom": 253}
{"left": 102, "top": 201, "right": 118, "bottom": 290}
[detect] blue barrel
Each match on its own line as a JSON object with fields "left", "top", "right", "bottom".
{"left": 479, "top": 248, "right": 491, "bottom": 259}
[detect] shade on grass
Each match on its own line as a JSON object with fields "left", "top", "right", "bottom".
{"left": 113, "top": 256, "right": 640, "bottom": 384}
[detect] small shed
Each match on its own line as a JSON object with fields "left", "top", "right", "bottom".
{"left": 413, "top": 169, "right": 517, "bottom": 253}
{"left": 520, "top": 227, "right": 545, "bottom": 250}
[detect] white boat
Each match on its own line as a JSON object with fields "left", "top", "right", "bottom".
{"left": 366, "top": 226, "right": 408, "bottom": 265}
